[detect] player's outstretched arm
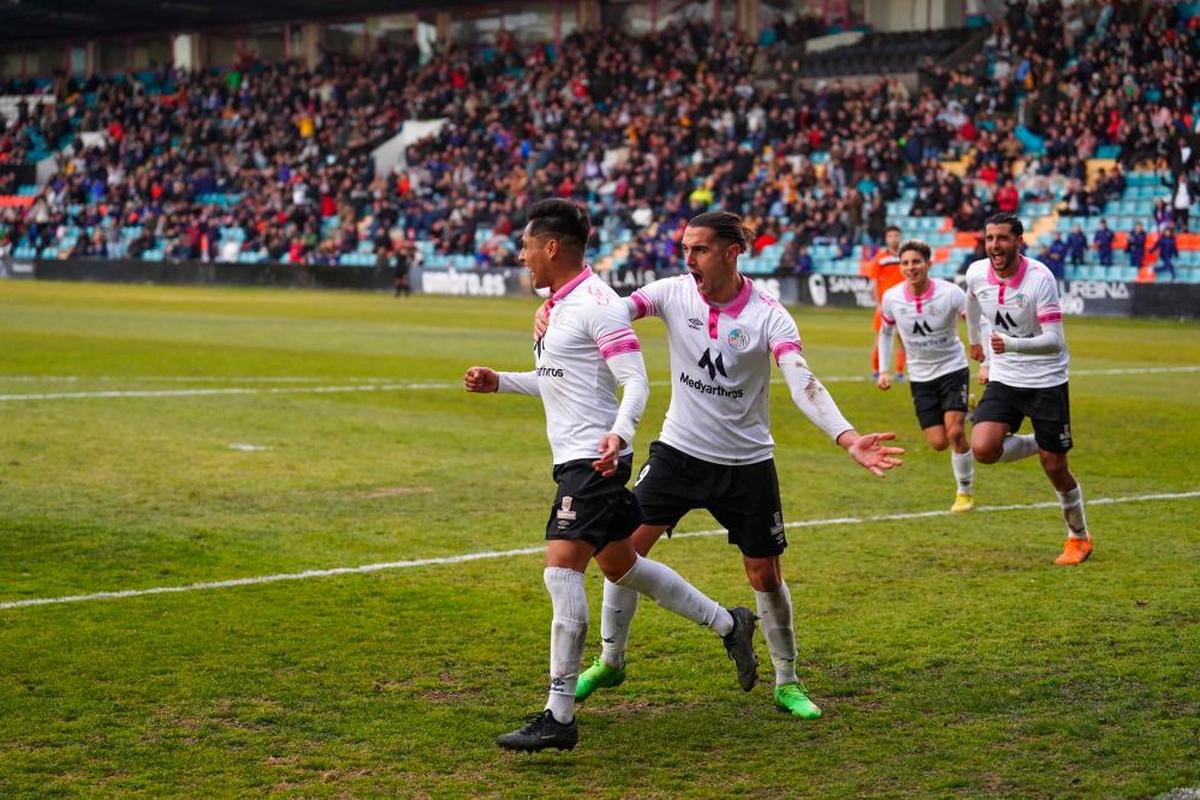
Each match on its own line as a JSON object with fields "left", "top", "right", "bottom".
{"left": 777, "top": 350, "right": 903, "bottom": 476}
{"left": 777, "top": 350, "right": 854, "bottom": 440}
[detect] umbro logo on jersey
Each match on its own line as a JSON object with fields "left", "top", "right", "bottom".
{"left": 994, "top": 310, "right": 1018, "bottom": 331}
{"left": 688, "top": 317, "right": 704, "bottom": 330}
{"left": 698, "top": 348, "right": 727, "bottom": 381}
{"left": 911, "top": 319, "right": 934, "bottom": 335}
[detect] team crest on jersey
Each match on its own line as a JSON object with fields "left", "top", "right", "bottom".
{"left": 726, "top": 328, "right": 749, "bottom": 351}
{"left": 1010, "top": 292, "right": 1028, "bottom": 308}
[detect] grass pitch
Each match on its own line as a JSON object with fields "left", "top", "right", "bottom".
{"left": 1, "top": 280, "right": 1198, "bottom": 798}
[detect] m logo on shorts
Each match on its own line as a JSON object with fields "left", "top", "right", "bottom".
{"left": 556, "top": 496, "right": 578, "bottom": 522}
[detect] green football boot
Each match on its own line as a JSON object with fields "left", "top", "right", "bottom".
{"left": 774, "top": 682, "right": 822, "bottom": 719}
{"left": 575, "top": 657, "right": 626, "bottom": 702}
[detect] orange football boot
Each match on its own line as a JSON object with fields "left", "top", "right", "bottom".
{"left": 1054, "top": 536, "right": 1092, "bottom": 565}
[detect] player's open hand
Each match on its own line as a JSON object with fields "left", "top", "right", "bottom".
{"left": 990, "top": 332, "right": 1007, "bottom": 354}
{"left": 969, "top": 344, "right": 985, "bottom": 363}
{"left": 463, "top": 366, "right": 499, "bottom": 393}
{"left": 848, "top": 432, "right": 904, "bottom": 477}
{"left": 593, "top": 433, "right": 624, "bottom": 476}
{"left": 876, "top": 373, "right": 891, "bottom": 391}
{"left": 533, "top": 301, "right": 551, "bottom": 340}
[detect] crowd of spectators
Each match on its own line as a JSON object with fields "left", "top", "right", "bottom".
{"left": 0, "top": 0, "right": 1197, "bottom": 272}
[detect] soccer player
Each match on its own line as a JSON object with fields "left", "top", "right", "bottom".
{"left": 875, "top": 239, "right": 975, "bottom": 513}
{"left": 868, "top": 225, "right": 907, "bottom": 379}
{"left": 964, "top": 213, "right": 1093, "bottom": 565}
{"left": 465, "top": 199, "right": 759, "bottom": 753}
{"left": 537, "top": 211, "right": 903, "bottom": 719}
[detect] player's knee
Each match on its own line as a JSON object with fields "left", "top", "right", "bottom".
{"left": 972, "top": 441, "right": 1001, "bottom": 464}
{"left": 743, "top": 558, "right": 781, "bottom": 592}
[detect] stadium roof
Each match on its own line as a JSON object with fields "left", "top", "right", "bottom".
{"left": 0, "top": 0, "right": 459, "bottom": 48}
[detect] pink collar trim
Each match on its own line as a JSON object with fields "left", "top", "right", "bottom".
{"left": 702, "top": 274, "right": 754, "bottom": 318}
{"left": 549, "top": 266, "right": 592, "bottom": 305}
{"left": 903, "top": 279, "right": 936, "bottom": 303}
{"left": 987, "top": 256, "right": 1028, "bottom": 288}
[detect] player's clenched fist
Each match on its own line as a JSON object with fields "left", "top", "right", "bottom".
{"left": 463, "top": 366, "right": 499, "bottom": 393}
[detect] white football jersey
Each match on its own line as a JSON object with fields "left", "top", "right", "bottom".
{"left": 502, "top": 268, "right": 642, "bottom": 465}
{"left": 964, "top": 256, "right": 1069, "bottom": 388}
{"left": 629, "top": 274, "right": 802, "bottom": 465}
{"left": 879, "top": 278, "right": 968, "bottom": 382}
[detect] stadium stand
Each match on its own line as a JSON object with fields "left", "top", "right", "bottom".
{"left": 0, "top": 0, "right": 1198, "bottom": 280}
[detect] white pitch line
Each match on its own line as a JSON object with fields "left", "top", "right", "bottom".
{"left": 0, "top": 376, "right": 389, "bottom": 384}
{"left": 1, "top": 365, "right": 1197, "bottom": 402}
{"left": 2, "top": 490, "right": 1197, "bottom": 612}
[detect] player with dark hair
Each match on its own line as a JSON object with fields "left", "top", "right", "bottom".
{"left": 466, "top": 199, "right": 759, "bottom": 752}
{"left": 964, "top": 213, "right": 1093, "bottom": 564}
{"left": 536, "top": 210, "right": 903, "bottom": 719}
{"left": 876, "top": 239, "right": 976, "bottom": 512}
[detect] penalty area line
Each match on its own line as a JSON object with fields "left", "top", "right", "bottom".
{"left": 2, "top": 490, "right": 1198, "bottom": 612}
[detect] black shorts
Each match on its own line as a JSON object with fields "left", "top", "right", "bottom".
{"left": 546, "top": 455, "right": 641, "bottom": 552}
{"left": 910, "top": 367, "right": 970, "bottom": 430}
{"left": 973, "top": 380, "right": 1073, "bottom": 453}
{"left": 632, "top": 441, "right": 786, "bottom": 558}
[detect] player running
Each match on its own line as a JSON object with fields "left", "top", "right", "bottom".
{"left": 868, "top": 225, "right": 907, "bottom": 380}
{"left": 535, "top": 211, "right": 903, "bottom": 720}
{"left": 875, "top": 239, "right": 976, "bottom": 513}
{"left": 465, "top": 199, "right": 759, "bottom": 753}
{"left": 964, "top": 213, "right": 1093, "bottom": 565}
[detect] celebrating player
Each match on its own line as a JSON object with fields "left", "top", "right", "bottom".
{"left": 465, "top": 199, "right": 759, "bottom": 753}
{"left": 536, "top": 211, "right": 903, "bottom": 719}
{"left": 964, "top": 213, "right": 1093, "bottom": 565}
{"left": 876, "top": 239, "right": 976, "bottom": 513}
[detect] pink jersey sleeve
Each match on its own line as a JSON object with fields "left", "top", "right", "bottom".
{"left": 596, "top": 326, "right": 641, "bottom": 359}
{"left": 628, "top": 277, "right": 673, "bottom": 320}
{"left": 1034, "top": 271, "right": 1063, "bottom": 324}
{"left": 766, "top": 305, "right": 804, "bottom": 365}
